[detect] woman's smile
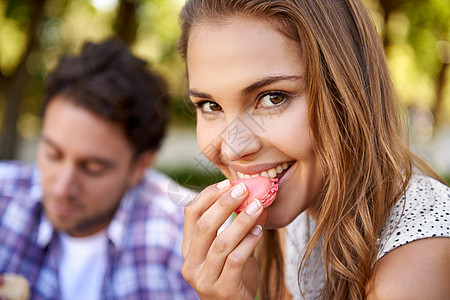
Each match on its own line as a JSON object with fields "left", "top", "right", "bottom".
{"left": 232, "top": 161, "right": 293, "bottom": 180}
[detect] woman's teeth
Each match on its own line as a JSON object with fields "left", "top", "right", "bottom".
{"left": 237, "top": 162, "right": 290, "bottom": 179}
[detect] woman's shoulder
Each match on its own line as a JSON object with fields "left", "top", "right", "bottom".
{"left": 377, "top": 172, "right": 450, "bottom": 259}
{"left": 406, "top": 171, "right": 450, "bottom": 200}
{"left": 366, "top": 237, "right": 450, "bottom": 299}
{"left": 368, "top": 173, "right": 450, "bottom": 299}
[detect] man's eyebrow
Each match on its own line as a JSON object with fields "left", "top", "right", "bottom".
{"left": 41, "top": 134, "right": 59, "bottom": 149}
{"left": 41, "top": 134, "right": 116, "bottom": 168}
{"left": 241, "top": 75, "right": 303, "bottom": 96}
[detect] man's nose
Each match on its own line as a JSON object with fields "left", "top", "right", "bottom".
{"left": 52, "top": 165, "right": 79, "bottom": 198}
{"left": 220, "top": 116, "right": 262, "bottom": 161}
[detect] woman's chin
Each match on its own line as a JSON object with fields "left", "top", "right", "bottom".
{"left": 263, "top": 207, "right": 298, "bottom": 229}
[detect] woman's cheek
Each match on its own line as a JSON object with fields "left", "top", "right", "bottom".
{"left": 266, "top": 104, "right": 312, "bottom": 155}
{"left": 196, "top": 121, "right": 221, "bottom": 163}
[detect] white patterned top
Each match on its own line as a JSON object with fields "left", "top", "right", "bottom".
{"left": 284, "top": 172, "right": 450, "bottom": 300}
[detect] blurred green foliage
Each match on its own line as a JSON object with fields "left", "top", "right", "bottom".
{"left": 158, "top": 166, "right": 226, "bottom": 191}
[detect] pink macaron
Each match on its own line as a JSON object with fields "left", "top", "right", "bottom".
{"left": 232, "top": 176, "right": 278, "bottom": 213}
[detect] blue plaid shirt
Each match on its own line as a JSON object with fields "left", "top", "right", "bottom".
{"left": 0, "top": 161, "right": 199, "bottom": 300}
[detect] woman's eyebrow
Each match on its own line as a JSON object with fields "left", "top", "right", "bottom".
{"left": 241, "top": 75, "right": 303, "bottom": 96}
{"left": 188, "top": 75, "right": 303, "bottom": 99}
{"left": 188, "top": 89, "right": 213, "bottom": 100}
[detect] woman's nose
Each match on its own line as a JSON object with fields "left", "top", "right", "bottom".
{"left": 220, "top": 116, "right": 262, "bottom": 161}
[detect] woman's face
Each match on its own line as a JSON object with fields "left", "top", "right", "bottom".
{"left": 187, "top": 17, "right": 324, "bottom": 228}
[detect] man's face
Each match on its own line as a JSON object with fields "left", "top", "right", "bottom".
{"left": 37, "top": 96, "right": 146, "bottom": 237}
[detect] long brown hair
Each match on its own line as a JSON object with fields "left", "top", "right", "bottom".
{"left": 178, "top": 0, "right": 442, "bottom": 298}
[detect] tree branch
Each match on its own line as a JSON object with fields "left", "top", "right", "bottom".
{"left": 114, "top": 0, "right": 137, "bottom": 45}
{"left": 0, "top": 1, "right": 47, "bottom": 159}
{"left": 11, "top": 0, "right": 47, "bottom": 79}
{"left": 0, "top": 69, "right": 5, "bottom": 83}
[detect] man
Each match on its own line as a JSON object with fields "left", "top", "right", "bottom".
{"left": 0, "top": 39, "right": 198, "bottom": 299}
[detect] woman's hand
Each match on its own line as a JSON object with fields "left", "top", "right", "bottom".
{"left": 182, "top": 179, "right": 266, "bottom": 299}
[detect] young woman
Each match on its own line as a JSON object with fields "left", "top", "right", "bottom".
{"left": 178, "top": 0, "right": 450, "bottom": 299}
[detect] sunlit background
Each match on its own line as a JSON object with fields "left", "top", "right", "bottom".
{"left": 0, "top": 0, "right": 449, "bottom": 188}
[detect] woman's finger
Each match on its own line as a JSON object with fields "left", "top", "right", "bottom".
{"left": 207, "top": 228, "right": 264, "bottom": 298}
{"left": 184, "top": 182, "right": 249, "bottom": 266}
{"left": 223, "top": 230, "right": 263, "bottom": 297}
{"left": 182, "top": 179, "right": 232, "bottom": 257}
{"left": 200, "top": 199, "right": 265, "bottom": 281}
{"left": 194, "top": 227, "right": 263, "bottom": 300}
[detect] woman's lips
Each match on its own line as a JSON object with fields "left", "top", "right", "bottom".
{"left": 278, "top": 161, "right": 296, "bottom": 187}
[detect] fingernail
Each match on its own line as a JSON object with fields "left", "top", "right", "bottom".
{"left": 231, "top": 183, "right": 246, "bottom": 199}
{"left": 250, "top": 225, "right": 262, "bottom": 236}
{"left": 245, "top": 199, "right": 261, "bottom": 215}
{"left": 216, "top": 179, "right": 230, "bottom": 189}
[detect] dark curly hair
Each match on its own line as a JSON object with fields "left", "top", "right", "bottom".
{"left": 42, "top": 38, "right": 170, "bottom": 156}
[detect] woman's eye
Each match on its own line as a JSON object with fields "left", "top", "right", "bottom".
{"left": 196, "top": 101, "right": 222, "bottom": 112}
{"left": 257, "top": 92, "right": 288, "bottom": 108}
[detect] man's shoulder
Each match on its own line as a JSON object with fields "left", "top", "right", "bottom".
{"left": 0, "top": 162, "right": 41, "bottom": 245}
{"left": 0, "top": 160, "right": 32, "bottom": 176}
{"left": 131, "top": 169, "right": 196, "bottom": 218}
{"left": 0, "top": 161, "right": 36, "bottom": 195}
{"left": 114, "top": 170, "right": 195, "bottom": 249}
{"left": 139, "top": 169, "right": 196, "bottom": 206}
